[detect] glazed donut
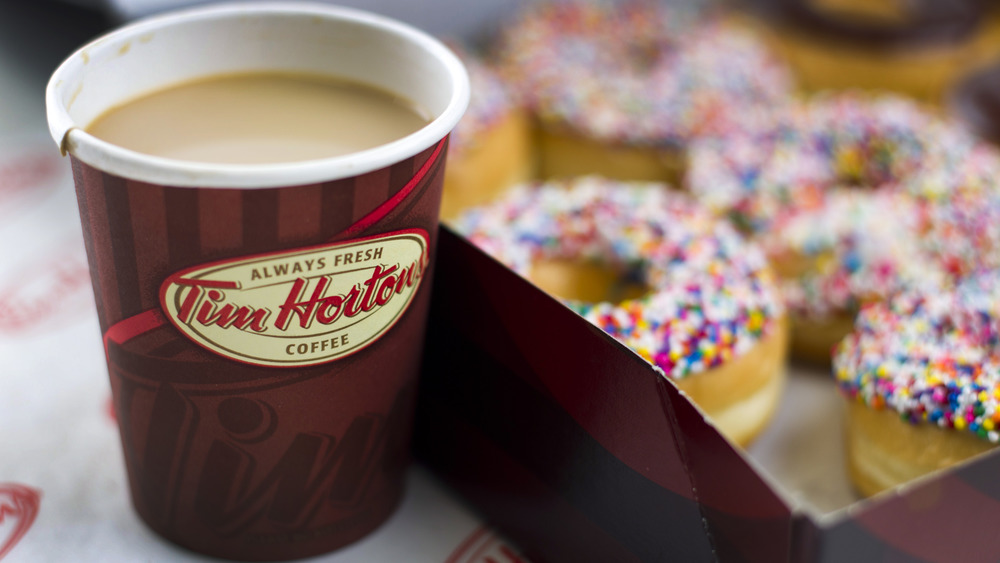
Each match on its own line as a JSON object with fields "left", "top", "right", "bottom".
{"left": 688, "top": 92, "right": 1000, "bottom": 362}
{"left": 739, "top": 0, "right": 1000, "bottom": 104}
{"left": 834, "top": 271, "right": 1000, "bottom": 497}
{"left": 496, "top": 0, "right": 794, "bottom": 184}
{"left": 456, "top": 177, "right": 789, "bottom": 446}
{"left": 440, "top": 44, "right": 534, "bottom": 221}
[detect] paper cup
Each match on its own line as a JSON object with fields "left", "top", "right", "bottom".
{"left": 45, "top": 3, "right": 468, "bottom": 560}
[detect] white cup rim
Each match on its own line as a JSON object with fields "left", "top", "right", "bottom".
{"left": 45, "top": 2, "right": 470, "bottom": 189}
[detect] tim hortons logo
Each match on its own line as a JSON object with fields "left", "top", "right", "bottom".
{"left": 159, "top": 230, "right": 429, "bottom": 367}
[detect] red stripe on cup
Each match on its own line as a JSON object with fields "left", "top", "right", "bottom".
{"left": 128, "top": 181, "right": 169, "bottom": 312}
{"left": 278, "top": 184, "right": 323, "bottom": 242}
{"left": 104, "top": 308, "right": 168, "bottom": 351}
{"left": 340, "top": 139, "right": 445, "bottom": 239}
{"left": 199, "top": 189, "right": 244, "bottom": 255}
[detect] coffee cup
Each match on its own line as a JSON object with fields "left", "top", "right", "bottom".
{"left": 46, "top": 3, "right": 468, "bottom": 559}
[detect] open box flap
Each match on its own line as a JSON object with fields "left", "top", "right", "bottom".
{"left": 416, "top": 228, "right": 716, "bottom": 561}
{"left": 416, "top": 229, "right": 805, "bottom": 561}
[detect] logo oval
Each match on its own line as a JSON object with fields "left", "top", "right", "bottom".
{"left": 159, "top": 229, "right": 429, "bottom": 367}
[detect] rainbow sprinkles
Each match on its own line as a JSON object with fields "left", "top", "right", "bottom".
{"left": 456, "top": 177, "right": 784, "bottom": 379}
{"left": 835, "top": 271, "right": 1000, "bottom": 443}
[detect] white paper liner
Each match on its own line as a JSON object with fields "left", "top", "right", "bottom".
{"left": 746, "top": 365, "right": 861, "bottom": 516}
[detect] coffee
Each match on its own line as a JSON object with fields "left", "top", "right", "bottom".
{"left": 86, "top": 72, "right": 430, "bottom": 164}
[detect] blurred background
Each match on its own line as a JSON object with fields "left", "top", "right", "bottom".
{"left": 0, "top": 0, "right": 525, "bottom": 136}
{"left": 9, "top": 0, "right": 1000, "bottom": 142}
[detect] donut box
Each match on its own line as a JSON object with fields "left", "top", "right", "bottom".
{"left": 412, "top": 228, "right": 1000, "bottom": 563}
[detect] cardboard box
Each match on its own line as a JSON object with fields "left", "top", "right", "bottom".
{"left": 414, "top": 227, "right": 1000, "bottom": 563}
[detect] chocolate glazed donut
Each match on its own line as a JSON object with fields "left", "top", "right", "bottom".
{"left": 951, "top": 63, "right": 1000, "bottom": 144}
{"left": 743, "top": 0, "right": 985, "bottom": 47}
{"left": 736, "top": 0, "right": 998, "bottom": 103}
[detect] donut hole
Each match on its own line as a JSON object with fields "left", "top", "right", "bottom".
{"left": 625, "top": 40, "right": 672, "bottom": 75}
{"left": 830, "top": 139, "right": 899, "bottom": 188}
{"left": 767, "top": 247, "right": 833, "bottom": 279}
{"left": 529, "top": 258, "right": 650, "bottom": 304}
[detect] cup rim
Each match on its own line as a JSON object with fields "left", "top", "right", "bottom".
{"left": 45, "top": 1, "right": 470, "bottom": 189}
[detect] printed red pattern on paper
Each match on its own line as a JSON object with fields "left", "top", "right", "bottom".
{"left": 0, "top": 151, "right": 64, "bottom": 219}
{"left": 0, "top": 253, "right": 91, "bottom": 333}
{"left": 445, "top": 527, "right": 529, "bottom": 563}
{"left": 0, "top": 484, "right": 41, "bottom": 560}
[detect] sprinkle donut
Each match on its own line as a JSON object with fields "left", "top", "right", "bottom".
{"left": 440, "top": 44, "right": 533, "bottom": 221}
{"left": 496, "top": 0, "right": 794, "bottom": 184}
{"left": 834, "top": 271, "right": 1000, "bottom": 496}
{"left": 688, "top": 92, "right": 1000, "bottom": 362}
{"left": 456, "top": 177, "right": 788, "bottom": 446}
